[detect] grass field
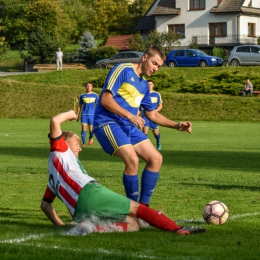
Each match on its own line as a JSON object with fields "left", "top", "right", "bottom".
{"left": 0, "top": 119, "right": 259, "bottom": 260}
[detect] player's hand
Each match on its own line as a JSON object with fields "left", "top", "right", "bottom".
{"left": 129, "top": 115, "right": 145, "bottom": 129}
{"left": 177, "top": 122, "right": 192, "bottom": 134}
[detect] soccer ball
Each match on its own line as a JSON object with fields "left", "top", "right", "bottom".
{"left": 203, "top": 200, "right": 229, "bottom": 225}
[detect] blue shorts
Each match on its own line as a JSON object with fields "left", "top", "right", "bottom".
{"left": 81, "top": 115, "right": 94, "bottom": 125}
{"left": 143, "top": 115, "right": 159, "bottom": 130}
{"left": 93, "top": 123, "right": 148, "bottom": 156}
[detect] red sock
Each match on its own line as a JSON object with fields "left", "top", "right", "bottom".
{"left": 136, "top": 204, "right": 181, "bottom": 232}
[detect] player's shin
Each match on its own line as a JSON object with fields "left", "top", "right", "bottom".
{"left": 136, "top": 204, "right": 181, "bottom": 232}
{"left": 139, "top": 169, "right": 159, "bottom": 206}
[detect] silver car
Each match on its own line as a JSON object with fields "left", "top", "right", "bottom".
{"left": 228, "top": 45, "right": 260, "bottom": 66}
{"left": 95, "top": 51, "right": 143, "bottom": 69}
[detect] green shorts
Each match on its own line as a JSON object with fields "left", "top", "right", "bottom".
{"left": 74, "top": 183, "right": 130, "bottom": 223}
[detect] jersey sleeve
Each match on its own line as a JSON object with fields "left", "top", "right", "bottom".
{"left": 42, "top": 186, "right": 56, "bottom": 203}
{"left": 157, "top": 92, "right": 163, "bottom": 104}
{"left": 49, "top": 134, "right": 68, "bottom": 153}
{"left": 140, "top": 88, "right": 154, "bottom": 112}
{"left": 79, "top": 94, "right": 83, "bottom": 105}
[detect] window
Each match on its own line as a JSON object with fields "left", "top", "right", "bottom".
{"left": 174, "top": 50, "right": 185, "bottom": 56}
{"left": 186, "top": 50, "right": 195, "bottom": 57}
{"left": 168, "top": 24, "right": 185, "bottom": 37}
{"left": 250, "top": 47, "right": 260, "bottom": 53}
{"left": 209, "top": 23, "right": 227, "bottom": 37}
{"left": 248, "top": 23, "right": 255, "bottom": 37}
{"left": 114, "top": 53, "right": 124, "bottom": 59}
{"left": 236, "top": 46, "right": 250, "bottom": 52}
{"left": 190, "top": 0, "right": 205, "bottom": 10}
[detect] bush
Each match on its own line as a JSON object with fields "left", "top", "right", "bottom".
{"left": 90, "top": 46, "right": 119, "bottom": 63}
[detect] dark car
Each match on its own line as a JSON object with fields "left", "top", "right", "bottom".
{"left": 166, "top": 49, "right": 223, "bottom": 68}
{"left": 228, "top": 45, "right": 260, "bottom": 66}
{"left": 95, "top": 51, "right": 143, "bottom": 69}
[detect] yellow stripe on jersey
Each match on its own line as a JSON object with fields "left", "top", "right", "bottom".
{"left": 118, "top": 82, "right": 144, "bottom": 108}
{"left": 151, "top": 97, "right": 158, "bottom": 104}
{"left": 107, "top": 63, "right": 133, "bottom": 91}
{"left": 104, "top": 125, "right": 118, "bottom": 150}
{"left": 82, "top": 97, "right": 97, "bottom": 103}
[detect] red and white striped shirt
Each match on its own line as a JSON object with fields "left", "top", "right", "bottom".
{"left": 43, "top": 135, "right": 95, "bottom": 216}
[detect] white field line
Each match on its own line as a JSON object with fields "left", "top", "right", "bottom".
{"left": 176, "top": 211, "right": 260, "bottom": 224}
{"left": 0, "top": 133, "right": 12, "bottom": 136}
{"left": 0, "top": 212, "right": 259, "bottom": 259}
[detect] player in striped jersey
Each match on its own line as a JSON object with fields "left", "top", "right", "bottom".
{"left": 77, "top": 82, "right": 99, "bottom": 146}
{"left": 93, "top": 46, "right": 192, "bottom": 207}
{"left": 40, "top": 110, "right": 205, "bottom": 235}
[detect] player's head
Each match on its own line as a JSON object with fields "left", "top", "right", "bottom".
{"left": 147, "top": 80, "right": 154, "bottom": 92}
{"left": 140, "top": 45, "right": 165, "bottom": 77}
{"left": 63, "top": 131, "right": 82, "bottom": 158}
{"left": 86, "top": 82, "right": 93, "bottom": 93}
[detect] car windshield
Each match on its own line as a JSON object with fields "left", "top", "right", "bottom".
{"left": 193, "top": 50, "right": 208, "bottom": 56}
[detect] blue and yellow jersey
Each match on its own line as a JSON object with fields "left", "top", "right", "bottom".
{"left": 79, "top": 92, "right": 99, "bottom": 115}
{"left": 94, "top": 63, "right": 154, "bottom": 127}
{"left": 140, "top": 91, "right": 162, "bottom": 119}
{"left": 149, "top": 91, "right": 162, "bottom": 110}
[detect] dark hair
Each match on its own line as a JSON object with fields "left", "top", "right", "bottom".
{"left": 144, "top": 45, "right": 166, "bottom": 61}
{"left": 147, "top": 79, "right": 154, "bottom": 83}
{"left": 86, "top": 82, "right": 92, "bottom": 86}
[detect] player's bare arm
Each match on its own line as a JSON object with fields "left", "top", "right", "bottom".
{"left": 40, "top": 200, "right": 65, "bottom": 226}
{"left": 50, "top": 110, "right": 78, "bottom": 138}
{"left": 145, "top": 110, "right": 192, "bottom": 134}
{"left": 101, "top": 91, "right": 145, "bottom": 129}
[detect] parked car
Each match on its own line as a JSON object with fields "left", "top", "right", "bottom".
{"left": 95, "top": 51, "right": 143, "bottom": 69}
{"left": 228, "top": 45, "right": 260, "bottom": 66}
{"left": 165, "top": 49, "right": 223, "bottom": 68}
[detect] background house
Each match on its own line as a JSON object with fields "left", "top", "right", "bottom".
{"left": 135, "top": 0, "right": 260, "bottom": 50}
{"left": 105, "top": 35, "right": 132, "bottom": 51}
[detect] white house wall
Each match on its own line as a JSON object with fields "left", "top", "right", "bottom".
{"left": 243, "top": 0, "right": 260, "bottom": 8}
{"left": 154, "top": 0, "right": 236, "bottom": 46}
{"left": 152, "top": 0, "right": 260, "bottom": 47}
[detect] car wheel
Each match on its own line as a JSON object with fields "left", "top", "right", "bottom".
{"left": 100, "top": 63, "right": 108, "bottom": 69}
{"left": 230, "top": 59, "right": 240, "bottom": 67}
{"left": 199, "top": 60, "right": 207, "bottom": 67}
{"left": 168, "top": 61, "right": 177, "bottom": 68}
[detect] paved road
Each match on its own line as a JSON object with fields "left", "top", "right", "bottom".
{"left": 0, "top": 71, "right": 38, "bottom": 76}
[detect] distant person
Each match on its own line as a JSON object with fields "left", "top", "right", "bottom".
{"left": 77, "top": 82, "right": 99, "bottom": 146}
{"left": 40, "top": 109, "right": 206, "bottom": 236}
{"left": 56, "top": 48, "right": 63, "bottom": 71}
{"left": 243, "top": 79, "right": 253, "bottom": 96}
{"left": 141, "top": 80, "right": 163, "bottom": 150}
{"left": 93, "top": 45, "right": 192, "bottom": 207}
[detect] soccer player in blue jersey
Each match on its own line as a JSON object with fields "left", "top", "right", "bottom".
{"left": 77, "top": 82, "right": 99, "bottom": 146}
{"left": 93, "top": 45, "right": 192, "bottom": 207}
{"left": 141, "top": 79, "right": 163, "bottom": 151}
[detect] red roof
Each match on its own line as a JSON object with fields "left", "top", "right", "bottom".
{"left": 105, "top": 35, "right": 132, "bottom": 50}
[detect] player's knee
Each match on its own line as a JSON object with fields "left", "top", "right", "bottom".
{"left": 151, "top": 151, "right": 163, "bottom": 165}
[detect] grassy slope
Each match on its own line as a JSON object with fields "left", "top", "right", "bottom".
{"left": 0, "top": 68, "right": 259, "bottom": 121}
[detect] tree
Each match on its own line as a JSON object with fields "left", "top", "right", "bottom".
{"left": 145, "top": 30, "right": 182, "bottom": 53}
{"left": 129, "top": 33, "right": 146, "bottom": 52}
{"left": 0, "top": 20, "right": 9, "bottom": 60}
{"left": 79, "top": 31, "right": 96, "bottom": 50}
{"left": 20, "top": 27, "right": 60, "bottom": 64}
